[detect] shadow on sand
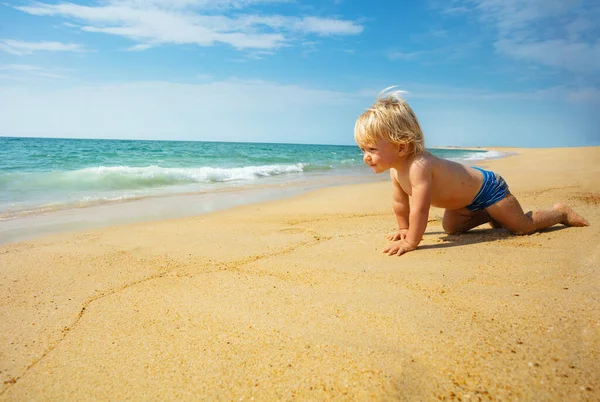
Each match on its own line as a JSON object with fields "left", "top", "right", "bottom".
{"left": 418, "top": 225, "right": 569, "bottom": 251}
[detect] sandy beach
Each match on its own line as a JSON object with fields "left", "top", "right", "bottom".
{"left": 1, "top": 147, "right": 598, "bottom": 400}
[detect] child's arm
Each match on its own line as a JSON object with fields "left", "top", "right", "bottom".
{"left": 384, "top": 164, "right": 432, "bottom": 256}
{"left": 388, "top": 170, "right": 410, "bottom": 241}
{"left": 405, "top": 166, "right": 432, "bottom": 248}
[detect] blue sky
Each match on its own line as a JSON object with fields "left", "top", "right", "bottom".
{"left": 0, "top": 0, "right": 598, "bottom": 147}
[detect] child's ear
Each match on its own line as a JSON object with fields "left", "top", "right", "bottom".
{"left": 397, "top": 143, "right": 412, "bottom": 156}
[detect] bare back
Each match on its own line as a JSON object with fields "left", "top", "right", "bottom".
{"left": 392, "top": 151, "right": 485, "bottom": 210}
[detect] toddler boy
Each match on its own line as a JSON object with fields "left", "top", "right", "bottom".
{"left": 354, "top": 89, "right": 589, "bottom": 256}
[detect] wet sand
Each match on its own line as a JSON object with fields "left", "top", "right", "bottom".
{"left": 1, "top": 147, "right": 598, "bottom": 400}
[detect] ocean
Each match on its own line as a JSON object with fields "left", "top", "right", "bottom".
{"left": 0, "top": 137, "right": 503, "bottom": 243}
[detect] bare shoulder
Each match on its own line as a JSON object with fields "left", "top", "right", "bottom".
{"left": 413, "top": 151, "right": 436, "bottom": 166}
{"left": 408, "top": 152, "right": 435, "bottom": 177}
{"left": 421, "top": 152, "right": 467, "bottom": 174}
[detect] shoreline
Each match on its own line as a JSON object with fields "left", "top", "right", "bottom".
{"left": 1, "top": 146, "right": 599, "bottom": 400}
{"left": 0, "top": 147, "right": 508, "bottom": 245}
{"left": 0, "top": 172, "right": 387, "bottom": 245}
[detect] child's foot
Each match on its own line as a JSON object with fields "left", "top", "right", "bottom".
{"left": 554, "top": 203, "right": 589, "bottom": 227}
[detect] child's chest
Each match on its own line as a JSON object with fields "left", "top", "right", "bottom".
{"left": 392, "top": 170, "right": 413, "bottom": 195}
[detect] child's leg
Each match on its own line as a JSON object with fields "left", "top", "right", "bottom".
{"left": 443, "top": 208, "right": 494, "bottom": 234}
{"left": 485, "top": 193, "right": 589, "bottom": 235}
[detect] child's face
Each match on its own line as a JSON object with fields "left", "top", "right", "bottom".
{"left": 359, "top": 139, "right": 401, "bottom": 173}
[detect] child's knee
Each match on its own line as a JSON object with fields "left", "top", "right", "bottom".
{"left": 441, "top": 218, "right": 452, "bottom": 234}
{"left": 442, "top": 221, "right": 463, "bottom": 235}
{"left": 443, "top": 227, "right": 460, "bottom": 235}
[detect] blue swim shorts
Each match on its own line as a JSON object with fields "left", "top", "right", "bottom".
{"left": 465, "top": 167, "right": 509, "bottom": 212}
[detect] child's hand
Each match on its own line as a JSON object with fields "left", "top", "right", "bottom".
{"left": 387, "top": 229, "right": 409, "bottom": 241}
{"left": 383, "top": 239, "right": 416, "bottom": 256}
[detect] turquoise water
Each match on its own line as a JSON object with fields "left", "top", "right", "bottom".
{"left": 0, "top": 137, "right": 499, "bottom": 219}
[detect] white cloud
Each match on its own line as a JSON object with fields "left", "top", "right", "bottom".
{"left": 495, "top": 38, "right": 600, "bottom": 74}
{"left": 107, "top": 0, "right": 290, "bottom": 10}
{"left": 230, "top": 14, "right": 363, "bottom": 36}
{"left": 387, "top": 40, "right": 481, "bottom": 64}
{"left": 359, "top": 81, "right": 600, "bottom": 105}
{"left": 0, "top": 64, "right": 42, "bottom": 71}
{"left": 195, "top": 73, "right": 213, "bottom": 80}
{"left": 387, "top": 50, "right": 427, "bottom": 61}
{"left": 564, "top": 87, "right": 600, "bottom": 103}
{"left": 447, "top": 0, "right": 600, "bottom": 74}
{"left": 126, "top": 44, "right": 154, "bottom": 51}
{"left": 0, "top": 64, "right": 69, "bottom": 79}
{"left": 292, "top": 17, "right": 363, "bottom": 36}
{"left": 14, "top": 1, "right": 362, "bottom": 51}
{"left": 0, "top": 39, "right": 85, "bottom": 55}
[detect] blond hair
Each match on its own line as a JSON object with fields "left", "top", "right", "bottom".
{"left": 354, "top": 87, "right": 425, "bottom": 155}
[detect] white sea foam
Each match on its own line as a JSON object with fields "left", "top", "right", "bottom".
{"left": 460, "top": 150, "right": 506, "bottom": 161}
{"left": 68, "top": 163, "right": 306, "bottom": 186}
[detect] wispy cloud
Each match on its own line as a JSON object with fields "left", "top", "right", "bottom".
{"left": 291, "top": 16, "right": 362, "bottom": 36}
{"left": 387, "top": 40, "right": 481, "bottom": 63}
{"left": 361, "top": 81, "right": 600, "bottom": 104}
{"left": 387, "top": 50, "right": 424, "bottom": 61}
{"left": 0, "top": 64, "right": 69, "bottom": 79}
{"left": 443, "top": 0, "right": 600, "bottom": 74}
{"left": 495, "top": 38, "right": 599, "bottom": 75}
{"left": 0, "top": 39, "right": 85, "bottom": 55}
{"left": 14, "top": 0, "right": 362, "bottom": 52}
{"left": 106, "top": 0, "right": 292, "bottom": 10}
{"left": 0, "top": 64, "right": 42, "bottom": 72}
{"left": 565, "top": 87, "right": 600, "bottom": 103}
{"left": 125, "top": 44, "right": 154, "bottom": 51}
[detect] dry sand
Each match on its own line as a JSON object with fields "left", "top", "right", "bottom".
{"left": 1, "top": 147, "right": 599, "bottom": 400}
